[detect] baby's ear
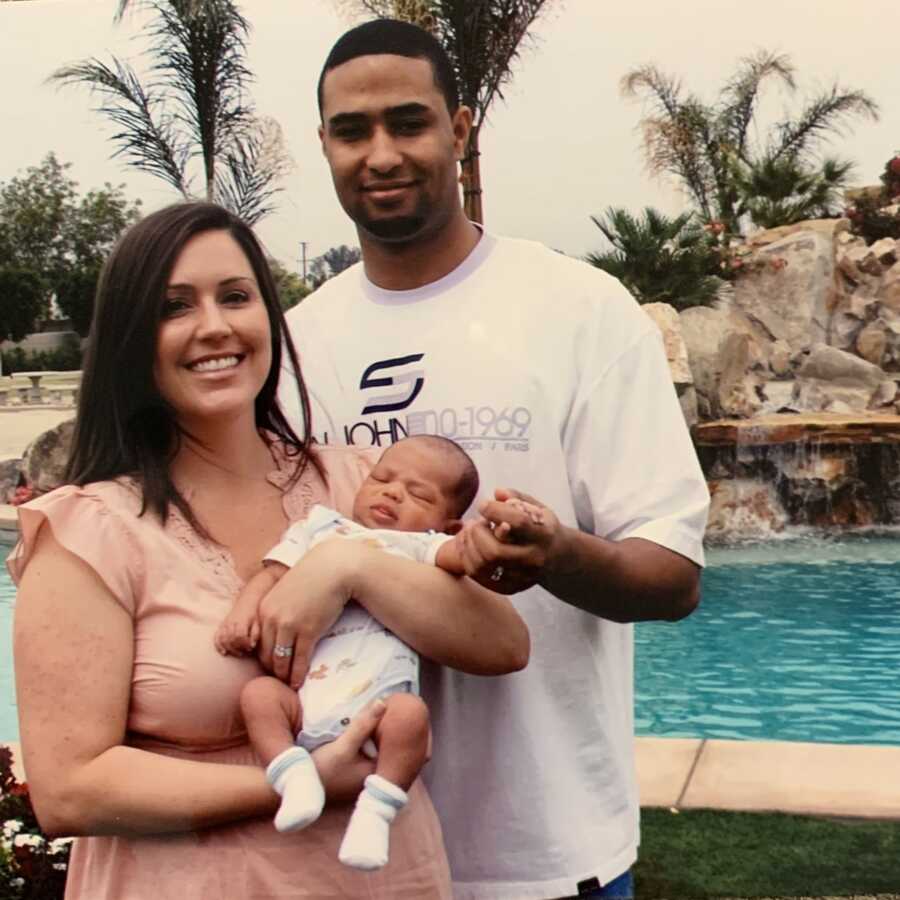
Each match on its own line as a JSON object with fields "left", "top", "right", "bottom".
{"left": 444, "top": 518, "right": 463, "bottom": 535}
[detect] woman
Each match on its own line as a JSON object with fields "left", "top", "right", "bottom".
{"left": 9, "top": 203, "right": 529, "bottom": 898}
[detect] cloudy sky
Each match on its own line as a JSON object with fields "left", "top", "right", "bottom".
{"left": 3, "top": 0, "right": 899, "bottom": 272}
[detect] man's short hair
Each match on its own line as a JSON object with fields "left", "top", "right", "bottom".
{"left": 318, "top": 18, "right": 460, "bottom": 118}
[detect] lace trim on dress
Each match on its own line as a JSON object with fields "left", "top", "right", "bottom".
{"left": 163, "top": 441, "right": 321, "bottom": 593}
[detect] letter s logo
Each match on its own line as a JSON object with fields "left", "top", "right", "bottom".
{"left": 359, "top": 354, "right": 425, "bottom": 414}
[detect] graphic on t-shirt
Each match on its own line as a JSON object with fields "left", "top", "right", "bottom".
{"left": 359, "top": 354, "right": 425, "bottom": 414}
{"left": 313, "top": 353, "right": 533, "bottom": 453}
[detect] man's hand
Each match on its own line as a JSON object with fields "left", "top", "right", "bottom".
{"left": 256, "top": 541, "right": 356, "bottom": 689}
{"left": 456, "top": 488, "right": 567, "bottom": 594}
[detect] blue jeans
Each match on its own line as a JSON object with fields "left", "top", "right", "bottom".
{"left": 560, "top": 869, "right": 634, "bottom": 899}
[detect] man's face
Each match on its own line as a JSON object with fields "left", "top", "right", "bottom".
{"left": 319, "top": 54, "right": 472, "bottom": 245}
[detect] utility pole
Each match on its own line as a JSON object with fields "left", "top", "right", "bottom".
{"left": 298, "top": 241, "right": 309, "bottom": 286}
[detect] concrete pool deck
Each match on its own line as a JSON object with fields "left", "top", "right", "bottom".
{"left": 637, "top": 736, "right": 900, "bottom": 818}
{"left": 2, "top": 736, "right": 898, "bottom": 820}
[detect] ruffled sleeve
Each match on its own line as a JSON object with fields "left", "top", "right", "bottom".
{"left": 6, "top": 483, "right": 143, "bottom": 616}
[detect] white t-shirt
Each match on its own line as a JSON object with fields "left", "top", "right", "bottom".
{"left": 281, "top": 233, "right": 709, "bottom": 900}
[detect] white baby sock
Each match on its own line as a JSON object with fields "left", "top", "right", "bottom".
{"left": 266, "top": 746, "right": 325, "bottom": 832}
{"left": 338, "top": 773, "right": 408, "bottom": 871}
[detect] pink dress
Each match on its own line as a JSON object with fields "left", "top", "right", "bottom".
{"left": 8, "top": 444, "right": 451, "bottom": 900}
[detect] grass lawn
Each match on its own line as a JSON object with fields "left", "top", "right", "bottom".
{"left": 635, "top": 807, "right": 900, "bottom": 898}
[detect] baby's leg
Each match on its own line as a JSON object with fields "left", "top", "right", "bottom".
{"left": 373, "top": 692, "right": 430, "bottom": 789}
{"left": 241, "top": 676, "right": 324, "bottom": 832}
{"left": 339, "top": 693, "right": 430, "bottom": 871}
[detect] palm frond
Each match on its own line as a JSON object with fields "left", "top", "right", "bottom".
{"left": 49, "top": 57, "right": 189, "bottom": 196}
{"left": 214, "top": 117, "right": 291, "bottom": 225}
{"left": 718, "top": 50, "right": 795, "bottom": 159}
{"left": 587, "top": 206, "right": 721, "bottom": 309}
{"left": 770, "top": 87, "right": 879, "bottom": 162}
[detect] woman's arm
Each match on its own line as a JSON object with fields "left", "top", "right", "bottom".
{"left": 14, "top": 525, "right": 278, "bottom": 837}
{"left": 14, "top": 526, "right": 380, "bottom": 837}
{"left": 257, "top": 539, "right": 530, "bottom": 688}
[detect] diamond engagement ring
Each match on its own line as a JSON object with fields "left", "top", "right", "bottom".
{"left": 490, "top": 565, "right": 504, "bottom": 582}
{"left": 273, "top": 644, "right": 294, "bottom": 658}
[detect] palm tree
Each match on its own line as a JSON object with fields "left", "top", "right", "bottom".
{"left": 585, "top": 207, "right": 723, "bottom": 310}
{"left": 734, "top": 154, "right": 854, "bottom": 230}
{"left": 621, "top": 51, "right": 878, "bottom": 235}
{"left": 344, "top": 0, "right": 555, "bottom": 224}
{"left": 51, "top": 0, "right": 290, "bottom": 225}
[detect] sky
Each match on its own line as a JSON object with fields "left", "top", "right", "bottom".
{"left": 2, "top": 0, "right": 899, "bottom": 274}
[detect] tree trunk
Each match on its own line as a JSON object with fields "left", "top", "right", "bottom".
{"left": 461, "top": 126, "right": 484, "bottom": 225}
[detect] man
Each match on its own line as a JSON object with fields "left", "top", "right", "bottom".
{"left": 281, "top": 18, "right": 709, "bottom": 900}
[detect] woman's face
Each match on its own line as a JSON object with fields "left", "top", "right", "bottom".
{"left": 153, "top": 229, "right": 272, "bottom": 428}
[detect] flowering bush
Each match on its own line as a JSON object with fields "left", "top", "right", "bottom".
{"left": 0, "top": 747, "right": 69, "bottom": 900}
{"left": 845, "top": 152, "right": 900, "bottom": 244}
{"left": 9, "top": 484, "right": 33, "bottom": 508}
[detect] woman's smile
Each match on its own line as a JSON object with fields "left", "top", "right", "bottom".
{"left": 154, "top": 229, "right": 272, "bottom": 426}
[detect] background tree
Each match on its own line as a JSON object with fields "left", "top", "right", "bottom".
{"left": 308, "top": 244, "right": 362, "bottom": 288}
{"left": 0, "top": 269, "right": 45, "bottom": 343}
{"left": 585, "top": 206, "right": 723, "bottom": 310}
{"left": 621, "top": 51, "right": 878, "bottom": 235}
{"left": 343, "top": 0, "right": 555, "bottom": 224}
{"left": 0, "top": 153, "right": 142, "bottom": 338}
{"left": 268, "top": 258, "right": 312, "bottom": 311}
{"left": 51, "top": 0, "right": 291, "bottom": 225}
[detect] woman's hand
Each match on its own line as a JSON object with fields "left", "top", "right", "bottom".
{"left": 312, "top": 699, "right": 387, "bottom": 802}
{"left": 256, "top": 539, "right": 360, "bottom": 689}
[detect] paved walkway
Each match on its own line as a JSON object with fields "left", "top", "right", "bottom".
{"left": 0, "top": 407, "right": 73, "bottom": 460}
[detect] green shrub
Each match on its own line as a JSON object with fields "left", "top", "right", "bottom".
{"left": 585, "top": 206, "right": 727, "bottom": 310}
{"left": 1, "top": 336, "right": 82, "bottom": 374}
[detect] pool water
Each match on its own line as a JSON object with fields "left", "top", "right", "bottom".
{"left": 636, "top": 534, "right": 900, "bottom": 745}
{"left": 2, "top": 535, "right": 900, "bottom": 745}
{"left": 1, "top": 542, "right": 16, "bottom": 742}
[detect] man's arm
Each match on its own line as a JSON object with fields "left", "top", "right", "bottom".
{"left": 458, "top": 488, "right": 700, "bottom": 623}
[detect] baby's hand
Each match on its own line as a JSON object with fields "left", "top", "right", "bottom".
{"left": 492, "top": 497, "right": 547, "bottom": 543}
{"left": 214, "top": 604, "right": 261, "bottom": 657}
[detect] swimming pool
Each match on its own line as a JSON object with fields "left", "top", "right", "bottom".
{"left": 1, "top": 541, "right": 16, "bottom": 742}
{"left": 2, "top": 535, "right": 900, "bottom": 745}
{"left": 636, "top": 533, "right": 900, "bottom": 746}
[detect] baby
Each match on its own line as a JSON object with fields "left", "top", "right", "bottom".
{"left": 215, "top": 434, "right": 481, "bottom": 871}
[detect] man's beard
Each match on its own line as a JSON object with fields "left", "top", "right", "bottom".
{"left": 360, "top": 213, "right": 427, "bottom": 242}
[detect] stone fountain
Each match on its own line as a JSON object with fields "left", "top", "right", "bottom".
{"left": 648, "top": 214, "right": 900, "bottom": 542}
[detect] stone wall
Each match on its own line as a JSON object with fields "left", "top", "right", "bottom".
{"left": 674, "top": 218, "right": 900, "bottom": 422}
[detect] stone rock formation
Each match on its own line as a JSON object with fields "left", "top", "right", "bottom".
{"left": 0, "top": 458, "right": 23, "bottom": 504}
{"left": 23, "top": 418, "right": 75, "bottom": 495}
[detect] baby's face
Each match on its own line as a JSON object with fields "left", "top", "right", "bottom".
{"left": 352, "top": 440, "right": 459, "bottom": 533}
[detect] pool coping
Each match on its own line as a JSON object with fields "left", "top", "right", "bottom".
{"left": 3, "top": 736, "right": 899, "bottom": 820}
{"left": 636, "top": 735, "right": 900, "bottom": 819}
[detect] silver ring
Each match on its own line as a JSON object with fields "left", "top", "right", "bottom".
{"left": 490, "top": 565, "right": 504, "bottom": 582}
{"left": 273, "top": 644, "right": 294, "bottom": 658}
